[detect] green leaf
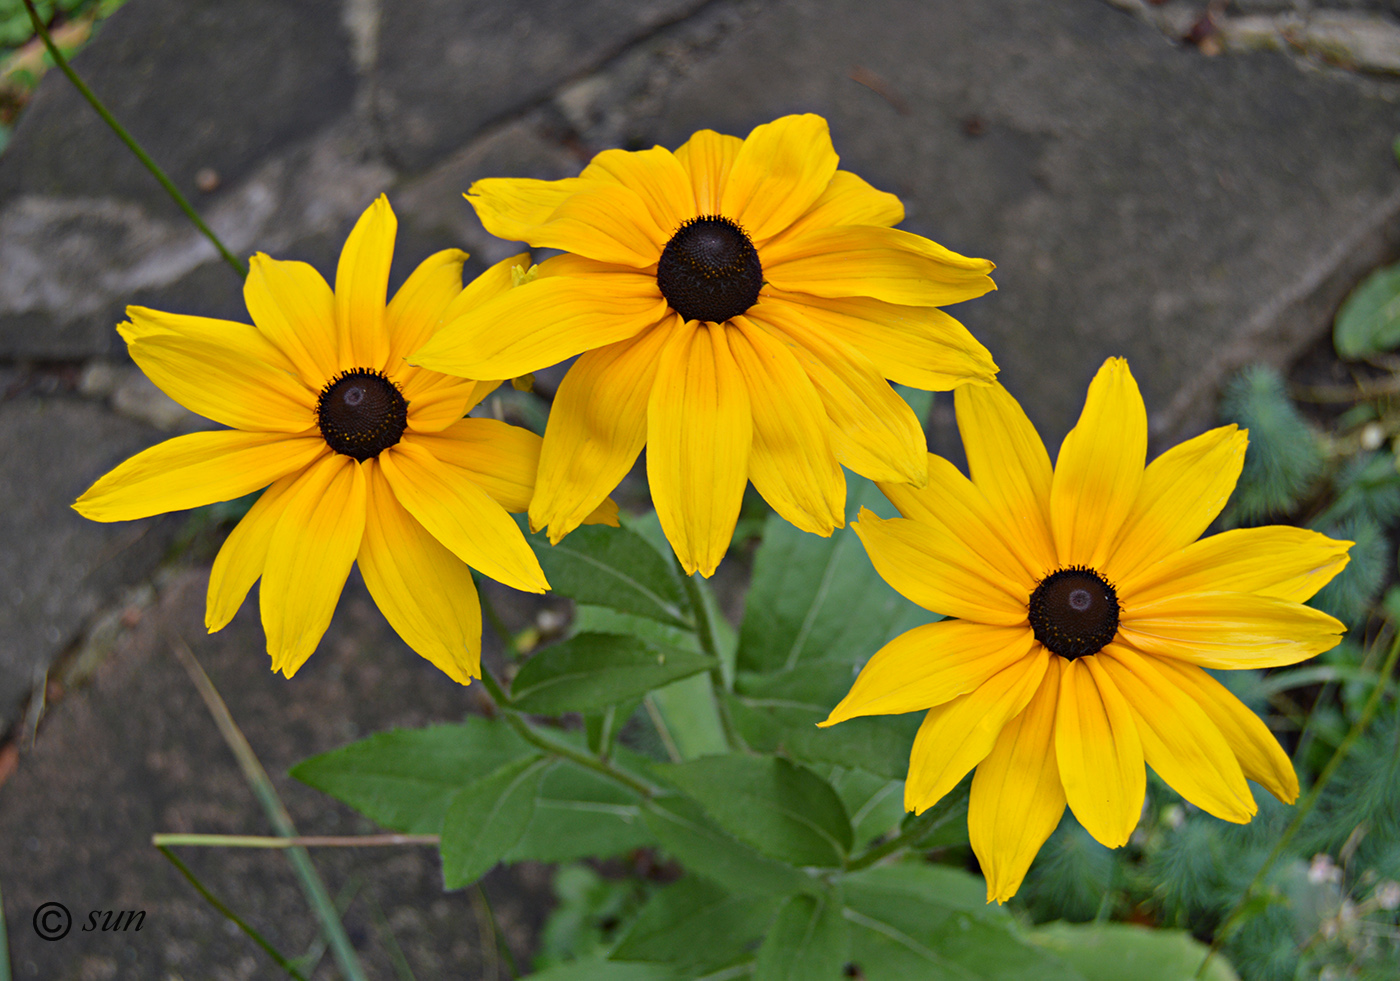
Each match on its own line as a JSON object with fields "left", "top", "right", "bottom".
{"left": 521, "top": 959, "right": 678, "bottom": 981}
{"left": 584, "top": 698, "right": 641, "bottom": 758}
{"left": 528, "top": 521, "right": 691, "bottom": 627}
{"left": 1335, "top": 262, "right": 1400, "bottom": 358}
{"left": 647, "top": 673, "right": 728, "bottom": 760}
{"left": 1030, "top": 923, "right": 1238, "bottom": 981}
{"left": 574, "top": 605, "right": 700, "bottom": 653}
{"left": 511, "top": 632, "right": 714, "bottom": 714}
{"left": 641, "top": 796, "right": 814, "bottom": 896}
{"left": 754, "top": 889, "right": 850, "bottom": 981}
{"left": 440, "top": 755, "right": 549, "bottom": 889}
{"left": 654, "top": 753, "right": 852, "bottom": 867}
{"left": 290, "top": 720, "right": 532, "bottom": 834}
{"left": 737, "top": 472, "right": 937, "bottom": 674}
{"left": 612, "top": 876, "right": 782, "bottom": 974}
{"left": 505, "top": 757, "right": 654, "bottom": 863}
{"left": 829, "top": 768, "right": 905, "bottom": 849}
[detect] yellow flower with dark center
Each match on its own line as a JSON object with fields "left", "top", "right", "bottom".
{"left": 823, "top": 358, "right": 1350, "bottom": 903}
{"left": 75, "top": 196, "right": 615, "bottom": 682}
{"left": 412, "top": 114, "right": 999, "bottom": 576}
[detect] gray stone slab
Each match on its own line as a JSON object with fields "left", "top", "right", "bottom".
{"left": 0, "top": 568, "right": 555, "bottom": 980}
{"left": 0, "top": 398, "right": 178, "bottom": 732}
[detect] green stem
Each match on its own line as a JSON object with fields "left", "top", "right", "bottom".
{"left": 168, "top": 634, "right": 368, "bottom": 981}
{"left": 158, "top": 847, "right": 309, "bottom": 981}
{"left": 845, "top": 808, "right": 941, "bottom": 873}
{"left": 679, "top": 568, "right": 745, "bottom": 750}
{"left": 1196, "top": 629, "right": 1400, "bottom": 978}
{"left": 154, "top": 833, "right": 439, "bottom": 849}
{"left": 19, "top": 0, "right": 248, "bottom": 279}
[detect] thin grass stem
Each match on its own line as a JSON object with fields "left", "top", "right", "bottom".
{"left": 154, "top": 833, "right": 440, "bottom": 849}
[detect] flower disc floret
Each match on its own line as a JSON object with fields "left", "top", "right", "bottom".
{"left": 656, "top": 215, "right": 763, "bottom": 323}
{"left": 317, "top": 369, "right": 408, "bottom": 461}
{"left": 1028, "top": 566, "right": 1119, "bottom": 658}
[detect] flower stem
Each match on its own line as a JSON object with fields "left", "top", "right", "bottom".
{"left": 679, "top": 564, "right": 746, "bottom": 750}
{"left": 153, "top": 833, "right": 440, "bottom": 849}
{"left": 19, "top": 0, "right": 248, "bottom": 279}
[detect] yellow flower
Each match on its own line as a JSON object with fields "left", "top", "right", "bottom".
{"left": 75, "top": 196, "right": 615, "bottom": 682}
{"left": 823, "top": 358, "right": 1350, "bottom": 903}
{"left": 412, "top": 114, "right": 998, "bottom": 576}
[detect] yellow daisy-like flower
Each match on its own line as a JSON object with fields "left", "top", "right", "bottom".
{"left": 413, "top": 113, "right": 999, "bottom": 576}
{"left": 75, "top": 196, "right": 615, "bottom": 682}
{"left": 822, "top": 358, "right": 1350, "bottom": 903}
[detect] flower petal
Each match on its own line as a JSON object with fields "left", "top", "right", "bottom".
{"left": 404, "top": 374, "right": 494, "bottom": 433}
{"left": 206, "top": 472, "right": 302, "bottom": 633}
{"left": 120, "top": 305, "right": 295, "bottom": 376}
{"left": 465, "top": 176, "right": 590, "bottom": 241}
{"left": 334, "top": 195, "right": 395, "bottom": 370}
{"left": 377, "top": 440, "right": 547, "bottom": 593}
{"left": 904, "top": 648, "right": 1049, "bottom": 813}
{"left": 530, "top": 320, "right": 673, "bottom": 541}
{"left": 969, "top": 657, "right": 1067, "bottom": 904}
{"left": 768, "top": 169, "right": 905, "bottom": 246}
{"left": 763, "top": 225, "right": 996, "bottom": 307}
{"left": 1049, "top": 358, "right": 1146, "bottom": 569}
{"left": 954, "top": 382, "right": 1057, "bottom": 580}
{"left": 1055, "top": 656, "right": 1145, "bottom": 848}
{"left": 763, "top": 287, "right": 997, "bottom": 390}
{"left": 822, "top": 620, "right": 1036, "bottom": 725}
{"left": 383, "top": 248, "right": 469, "bottom": 372}
{"left": 1103, "top": 425, "right": 1248, "bottom": 582}
{"left": 1098, "top": 645, "right": 1255, "bottom": 823}
{"left": 1118, "top": 591, "right": 1346, "bottom": 669}
{"left": 1148, "top": 655, "right": 1299, "bottom": 803}
{"left": 852, "top": 509, "right": 1030, "bottom": 625}
{"left": 748, "top": 298, "right": 926, "bottom": 485}
{"left": 581, "top": 145, "right": 697, "bottom": 236}
{"left": 673, "top": 129, "right": 743, "bottom": 215}
{"left": 244, "top": 254, "right": 339, "bottom": 389}
{"left": 532, "top": 182, "right": 669, "bottom": 267}
{"left": 74, "top": 431, "right": 324, "bottom": 522}
{"left": 359, "top": 461, "right": 481, "bottom": 684}
{"left": 1119, "top": 526, "right": 1351, "bottom": 606}
{"left": 720, "top": 114, "right": 839, "bottom": 243}
{"left": 413, "top": 263, "right": 667, "bottom": 380}
{"left": 261, "top": 454, "right": 366, "bottom": 677}
{"left": 647, "top": 321, "right": 752, "bottom": 577}
{"left": 729, "top": 318, "right": 845, "bottom": 536}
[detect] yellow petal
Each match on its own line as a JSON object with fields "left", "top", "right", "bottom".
{"left": 729, "top": 318, "right": 845, "bottom": 536}
{"left": 531, "top": 320, "right": 674, "bottom": 542}
{"left": 852, "top": 509, "right": 1030, "bottom": 625}
{"left": 767, "top": 170, "right": 905, "bottom": 247}
{"left": 673, "top": 129, "right": 743, "bottom": 215}
{"left": 409, "top": 419, "right": 538, "bottom": 511}
{"left": 1055, "top": 656, "right": 1145, "bottom": 848}
{"left": 969, "top": 657, "right": 1067, "bottom": 904}
{"left": 581, "top": 145, "right": 697, "bottom": 235}
{"left": 822, "top": 620, "right": 1035, "bottom": 725}
{"left": 465, "top": 176, "right": 589, "bottom": 241}
{"left": 404, "top": 374, "right": 491, "bottom": 433}
{"left": 1104, "top": 425, "right": 1248, "bottom": 582}
{"left": 1098, "top": 645, "right": 1255, "bottom": 823}
{"left": 954, "top": 382, "right": 1057, "bottom": 580}
{"left": 125, "top": 306, "right": 300, "bottom": 377}
{"left": 384, "top": 248, "right": 469, "bottom": 372}
{"left": 74, "top": 431, "right": 324, "bottom": 522}
{"left": 359, "top": 461, "right": 481, "bottom": 684}
{"left": 1118, "top": 591, "right": 1346, "bottom": 669}
{"left": 1049, "top": 358, "right": 1146, "bottom": 569}
{"left": 244, "top": 254, "right": 339, "bottom": 389}
{"left": 334, "top": 195, "right": 394, "bottom": 370}
{"left": 764, "top": 287, "right": 997, "bottom": 390}
{"left": 763, "top": 225, "right": 996, "bottom": 307}
{"left": 748, "top": 298, "right": 926, "bottom": 485}
{"left": 533, "top": 181, "right": 669, "bottom": 267}
{"left": 720, "top": 114, "right": 839, "bottom": 243}
{"left": 414, "top": 265, "right": 667, "bottom": 380}
{"left": 206, "top": 472, "right": 302, "bottom": 632}
{"left": 904, "top": 648, "right": 1050, "bottom": 813}
{"left": 377, "top": 440, "right": 547, "bottom": 593}
{"left": 261, "top": 454, "right": 366, "bottom": 677}
{"left": 646, "top": 321, "right": 752, "bottom": 577}
{"left": 1119, "top": 525, "right": 1351, "bottom": 606}
{"left": 1148, "top": 654, "right": 1299, "bottom": 803}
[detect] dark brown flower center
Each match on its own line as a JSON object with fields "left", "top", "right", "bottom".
{"left": 316, "top": 369, "right": 408, "bottom": 462}
{"left": 1028, "top": 566, "right": 1120, "bottom": 659}
{"left": 656, "top": 215, "right": 763, "bottom": 323}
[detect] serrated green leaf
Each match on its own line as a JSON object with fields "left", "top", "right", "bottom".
{"left": 612, "top": 877, "right": 782, "bottom": 974}
{"left": 511, "top": 632, "right": 714, "bottom": 714}
{"left": 1335, "top": 263, "right": 1400, "bottom": 358}
{"left": 574, "top": 605, "right": 700, "bottom": 653}
{"left": 654, "top": 754, "right": 852, "bottom": 867}
{"left": 290, "top": 720, "right": 532, "bottom": 834}
{"left": 521, "top": 959, "right": 678, "bottom": 981}
{"left": 504, "top": 757, "right": 654, "bottom": 863}
{"left": 641, "top": 796, "right": 813, "bottom": 896}
{"left": 1030, "top": 923, "right": 1238, "bottom": 981}
{"left": 647, "top": 673, "right": 728, "bottom": 760}
{"left": 528, "top": 521, "right": 691, "bottom": 627}
{"left": 440, "top": 755, "right": 549, "bottom": 889}
{"left": 754, "top": 889, "right": 850, "bottom": 981}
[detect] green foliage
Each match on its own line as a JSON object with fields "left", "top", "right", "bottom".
{"left": 1030, "top": 923, "right": 1239, "bottom": 981}
{"left": 0, "top": 0, "right": 93, "bottom": 48}
{"left": 1219, "top": 365, "right": 1323, "bottom": 524}
{"left": 753, "top": 889, "right": 850, "bottom": 981}
{"left": 509, "top": 632, "right": 714, "bottom": 714}
{"left": 611, "top": 877, "right": 781, "bottom": 975}
{"left": 1334, "top": 261, "right": 1400, "bottom": 358}
{"left": 505, "top": 755, "right": 655, "bottom": 863}
{"left": 1308, "top": 515, "right": 1388, "bottom": 627}
{"left": 638, "top": 795, "right": 814, "bottom": 897}
{"left": 440, "top": 755, "right": 549, "bottom": 888}
{"left": 535, "top": 864, "right": 653, "bottom": 971}
{"left": 1018, "top": 816, "right": 1117, "bottom": 924}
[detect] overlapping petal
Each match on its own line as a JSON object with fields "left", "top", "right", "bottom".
{"left": 383, "top": 248, "right": 470, "bottom": 371}
{"left": 1118, "top": 591, "right": 1346, "bottom": 669}
{"left": 720, "top": 113, "right": 839, "bottom": 243}
{"left": 244, "top": 254, "right": 339, "bottom": 388}
{"left": 672, "top": 129, "right": 742, "bottom": 214}
{"left": 466, "top": 175, "right": 589, "bottom": 242}
{"left": 205, "top": 473, "right": 301, "bottom": 633}
{"left": 530, "top": 182, "right": 670, "bottom": 267}
{"left": 335, "top": 194, "right": 395, "bottom": 370}
{"left": 1055, "top": 657, "right": 1144, "bottom": 848}
{"left": 581, "top": 146, "right": 697, "bottom": 235}
{"left": 768, "top": 170, "right": 904, "bottom": 246}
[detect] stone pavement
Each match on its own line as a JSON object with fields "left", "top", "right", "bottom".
{"left": 2, "top": 0, "right": 1399, "bottom": 976}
